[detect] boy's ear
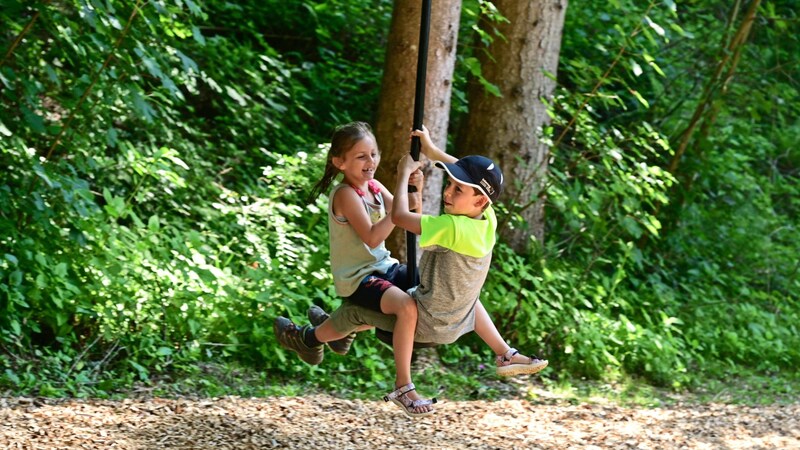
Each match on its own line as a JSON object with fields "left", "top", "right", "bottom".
{"left": 475, "top": 195, "right": 489, "bottom": 209}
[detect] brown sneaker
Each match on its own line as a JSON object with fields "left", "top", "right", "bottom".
{"left": 308, "top": 305, "right": 355, "bottom": 355}
{"left": 273, "top": 316, "right": 323, "bottom": 365}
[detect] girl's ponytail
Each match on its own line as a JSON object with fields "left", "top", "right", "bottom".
{"left": 307, "top": 157, "right": 339, "bottom": 204}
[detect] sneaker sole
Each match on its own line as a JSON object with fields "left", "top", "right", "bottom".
{"left": 496, "top": 360, "right": 548, "bottom": 377}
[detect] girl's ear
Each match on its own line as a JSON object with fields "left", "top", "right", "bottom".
{"left": 332, "top": 156, "right": 344, "bottom": 170}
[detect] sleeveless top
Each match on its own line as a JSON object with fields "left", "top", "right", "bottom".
{"left": 328, "top": 182, "right": 398, "bottom": 297}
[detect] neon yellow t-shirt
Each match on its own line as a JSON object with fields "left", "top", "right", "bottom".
{"left": 419, "top": 205, "right": 496, "bottom": 258}
{"left": 408, "top": 206, "right": 497, "bottom": 344}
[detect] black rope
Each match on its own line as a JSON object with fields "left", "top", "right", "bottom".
{"left": 407, "top": 0, "right": 431, "bottom": 286}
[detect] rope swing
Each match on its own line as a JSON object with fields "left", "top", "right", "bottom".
{"left": 406, "top": 0, "right": 431, "bottom": 286}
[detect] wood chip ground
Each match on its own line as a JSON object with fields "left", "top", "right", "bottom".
{"left": 1, "top": 394, "right": 797, "bottom": 449}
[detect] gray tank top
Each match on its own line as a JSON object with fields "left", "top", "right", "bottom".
{"left": 328, "top": 183, "right": 398, "bottom": 297}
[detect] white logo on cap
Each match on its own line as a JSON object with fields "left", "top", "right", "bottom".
{"left": 487, "top": 163, "right": 495, "bottom": 170}
{"left": 480, "top": 179, "right": 494, "bottom": 195}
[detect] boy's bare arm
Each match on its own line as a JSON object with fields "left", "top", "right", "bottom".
{"left": 392, "top": 154, "right": 423, "bottom": 235}
{"left": 412, "top": 125, "right": 457, "bottom": 164}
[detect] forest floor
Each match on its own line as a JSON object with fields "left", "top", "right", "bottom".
{"left": 2, "top": 378, "right": 798, "bottom": 450}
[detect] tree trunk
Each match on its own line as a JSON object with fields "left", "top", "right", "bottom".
{"left": 375, "top": 0, "right": 462, "bottom": 262}
{"left": 457, "top": 0, "right": 567, "bottom": 252}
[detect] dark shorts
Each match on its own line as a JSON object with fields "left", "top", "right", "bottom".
{"left": 347, "top": 264, "right": 417, "bottom": 312}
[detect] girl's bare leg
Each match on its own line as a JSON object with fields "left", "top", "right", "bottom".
{"left": 380, "top": 287, "right": 432, "bottom": 414}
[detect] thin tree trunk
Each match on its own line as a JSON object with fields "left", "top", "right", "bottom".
{"left": 667, "top": 0, "right": 760, "bottom": 175}
{"left": 638, "top": 0, "right": 761, "bottom": 248}
{"left": 375, "top": 0, "right": 461, "bottom": 262}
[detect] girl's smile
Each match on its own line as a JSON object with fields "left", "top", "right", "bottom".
{"left": 334, "top": 136, "right": 380, "bottom": 186}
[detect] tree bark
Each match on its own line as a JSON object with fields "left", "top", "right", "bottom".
{"left": 375, "top": 0, "right": 462, "bottom": 262}
{"left": 457, "top": 0, "right": 567, "bottom": 252}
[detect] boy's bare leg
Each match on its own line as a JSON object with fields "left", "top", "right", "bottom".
{"left": 380, "top": 287, "right": 432, "bottom": 414}
{"left": 473, "top": 300, "right": 538, "bottom": 365}
{"left": 314, "top": 320, "right": 371, "bottom": 342}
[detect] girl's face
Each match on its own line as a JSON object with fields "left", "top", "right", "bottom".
{"left": 442, "top": 177, "right": 487, "bottom": 217}
{"left": 334, "top": 136, "right": 380, "bottom": 185}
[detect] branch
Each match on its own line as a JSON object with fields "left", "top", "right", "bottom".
{"left": 640, "top": 0, "right": 761, "bottom": 247}
{"left": 666, "top": 0, "right": 760, "bottom": 175}
{"left": 553, "top": 1, "right": 658, "bottom": 149}
{"left": 0, "top": 4, "right": 45, "bottom": 69}
{"left": 43, "top": 0, "right": 146, "bottom": 162}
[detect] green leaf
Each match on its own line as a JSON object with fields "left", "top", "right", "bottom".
{"left": 192, "top": 26, "right": 206, "bottom": 45}
{"left": 630, "top": 90, "right": 650, "bottom": 108}
{"left": 54, "top": 263, "right": 68, "bottom": 277}
{"left": 644, "top": 16, "right": 666, "bottom": 37}
{"left": 621, "top": 216, "right": 643, "bottom": 238}
{"left": 107, "top": 127, "right": 118, "bottom": 148}
{"left": 21, "top": 106, "right": 46, "bottom": 133}
{"left": 5, "top": 369, "right": 20, "bottom": 386}
{"left": 225, "top": 86, "right": 247, "bottom": 106}
{"left": 148, "top": 215, "right": 161, "bottom": 232}
{"left": 9, "top": 270, "right": 22, "bottom": 286}
{"left": 184, "top": 0, "right": 202, "bottom": 16}
{"left": 631, "top": 60, "right": 643, "bottom": 77}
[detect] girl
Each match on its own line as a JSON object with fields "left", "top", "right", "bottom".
{"left": 274, "top": 122, "right": 435, "bottom": 417}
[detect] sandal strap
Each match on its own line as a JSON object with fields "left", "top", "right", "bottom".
{"left": 406, "top": 397, "right": 437, "bottom": 408}
{"left": 383, "top": 383, "right": 416, "bottom": 402}
{"left": 496, "top": 348, "right": 519, "bottom": 365}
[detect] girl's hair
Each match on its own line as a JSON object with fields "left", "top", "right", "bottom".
{"left": 307, "top": 121, "right": 376, "bottom": 203}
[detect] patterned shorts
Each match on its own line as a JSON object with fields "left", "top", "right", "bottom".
{"left": 347, "top": 264, "right": 417, "bottom": 312}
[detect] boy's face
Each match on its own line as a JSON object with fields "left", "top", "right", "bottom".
{"left": 442, "top": 177, "right": 488, "bottom": 217}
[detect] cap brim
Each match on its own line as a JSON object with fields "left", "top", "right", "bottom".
{"left": 434, "top": 161, "right": 493, "bottom": 203}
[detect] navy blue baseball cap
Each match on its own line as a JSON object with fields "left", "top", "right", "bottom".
{"left": 434, "top": 155, "right": 504, "bottom": 203}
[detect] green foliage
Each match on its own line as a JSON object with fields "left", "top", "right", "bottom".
{"left": 214, "top": 0, "right": 393, "bottom": 129}
{"left": 1, "top": 0, "right": 320, "bottom": 393}
{"left": 509, "top": 0, "right": 800, "bottom": 388}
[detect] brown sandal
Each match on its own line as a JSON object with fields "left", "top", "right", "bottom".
{"left": 383, "top": 383, "right": 437, "bottom": 418}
